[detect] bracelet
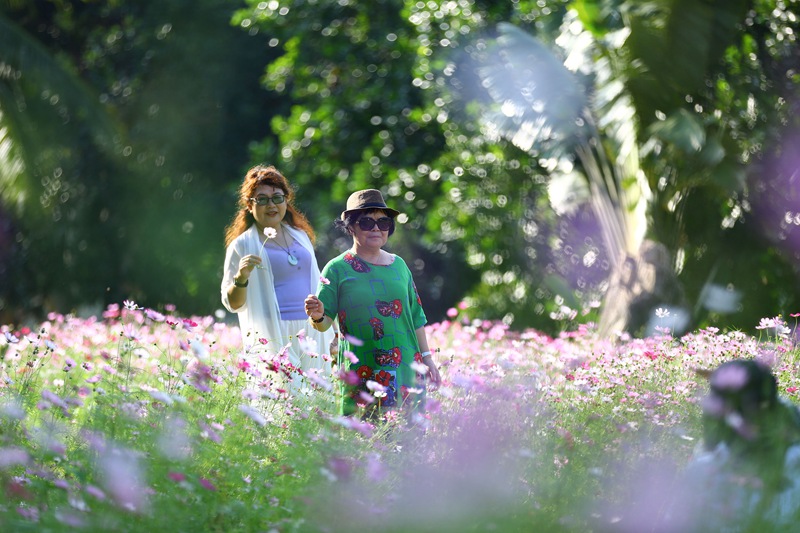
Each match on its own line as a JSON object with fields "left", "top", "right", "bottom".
{"left": 312, "top": 315, "right": 325, "bottom": 324}
{"left": 233, "top": 277, "right": 249, "bottom": 288}
{"left": 421, "top": 351, "right": 432, "bottom": 357}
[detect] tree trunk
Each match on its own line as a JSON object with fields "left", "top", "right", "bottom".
{"left": 598, "top": 240, "right": 687, "bottom": 337}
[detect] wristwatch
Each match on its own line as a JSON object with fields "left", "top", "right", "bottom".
{"left": 312, "top": 315, "right": 325, "bottom": 323}
{"left": 234, "top": 276, "right": 249, "bottom": 288}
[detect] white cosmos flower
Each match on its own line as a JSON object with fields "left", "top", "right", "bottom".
{"left": 263, "top": 227, "right": 277, "bottom": 239}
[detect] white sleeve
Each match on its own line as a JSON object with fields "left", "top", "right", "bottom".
{"left": 221, "top": 240, "right": 245, "bottom": 313}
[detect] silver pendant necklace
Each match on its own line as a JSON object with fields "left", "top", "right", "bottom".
{"left": 276, "top": 230, "right": 298, "bottom": 265}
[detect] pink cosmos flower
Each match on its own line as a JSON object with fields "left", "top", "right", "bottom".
{"left": 344, "top": 334, "right": 364, "bottom": 347}
{"left": 329, "top": 415, "right": 374, "bottom": 437}
{"left": 41, "top": 389, "right": 68, "bottom": 410}
{"left": 54, "top": 509, "right": 85, "bottom": 528}
{"left": 16, "top": 506, "right": 39, "bottom": 522}
{"left": 337, "top": 369, "right": 360, "bottom": 386}
{"left": 63, "top": 357, "right": 76, "bottom": 372}
{"left": 85, "top": 484, "right": 107, "bottom": 500}
{"left": 168, "top": 472, "right": 186, "bottom": 482}
{"left": 305, "top": 371, "right": 332, "bottom": 391}
{"left": 0, "top": 447, "right": 29, "bottom": 468}
{"left": 239, "top": 404, "right": 268, "bottom": 427}
{"left": 145, "top": 309, "right": 165, "bottom": 322}
{"left": 365, "top": 453, "right": 387, "bottom": 482}
{"left": 710, "top": 364, "right": 749, "bottom": 391}
{"left": 122, "top": 324, "right": 140, "bottom": 341}
{"left": 327, "top": 457, "right": 353, "bottom": 481}
{"left": 360, "top": 391, "right": 377, "bottom": 404}
{"left": 98, "top": 448, "right": 148, "bottom": 512}
{"left": 319, "top": 275, "right": 330, "bottom": 285}
{"left": 199, "top": 477, "right": 217, "bottom": 491}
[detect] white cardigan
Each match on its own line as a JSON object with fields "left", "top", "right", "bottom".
{"left": 221, "top": 224, "right": 334, "bottom": 368}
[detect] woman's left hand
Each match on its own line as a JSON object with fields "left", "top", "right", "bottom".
{"left": 424, "top": 357, "right": 441, "bottom": 386}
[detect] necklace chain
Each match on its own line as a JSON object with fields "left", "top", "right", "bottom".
{"left": 271, "top": 228, "right": 298, "bottom": 265}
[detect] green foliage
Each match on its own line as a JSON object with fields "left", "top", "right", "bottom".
{"left": 0, "top": 0, "right": 279, "bottom": 319}
{"left": 1, "top": 0, "right": 799, "bottom": 337}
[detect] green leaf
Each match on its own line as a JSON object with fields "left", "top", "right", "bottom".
{"left": 698, "top": 136, "right": 726, "bottom": 166}
{"left": 709, "top": 160, "right": 745, "bottom": 193}
{"left": 647, "top": 109, "right": 705, "bottom": 153}
{"left": 571, "top": 0, "right": 605, "bottom": 35}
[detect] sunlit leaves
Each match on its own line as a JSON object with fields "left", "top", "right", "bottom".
{"left": 647, "top": 109, "right": 706, "bottom": 154}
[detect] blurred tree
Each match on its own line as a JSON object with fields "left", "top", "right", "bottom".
{"left": 237, "top": 0, "right": 800, "bottom": 335}
{"left": 0, "top": 2, "right": 121, "bottom": 320}
{"left": 469, "top": 0, "right": 800, "bottom": 335}
{"left": 1, "top": 0, "right": 278, "bottom": 321}
{"left": 3, "top": 0, "right": 797, "bottom": 335}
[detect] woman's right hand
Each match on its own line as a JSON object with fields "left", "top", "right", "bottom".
{"left": 236, "top": 254, "right": 262, "bottom": 282}
{"left": 304, "top": 294, "right": 325, "bottom": 321}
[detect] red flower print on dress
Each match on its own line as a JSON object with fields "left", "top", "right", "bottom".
{"left": 413, "top": 282, "right": 422, "bottom": 305}
{"left": 369, "top": 317, "right": 384, "bottom": 340}
{"left": 356, "top": 365, "right": 373, "bottom": 381}
{"left": 375, "top": 370, "right": 393, "bottom": 387}
{"left": 337, "top": 310, "right": 348, "bottom": 336}
{"left": 375, "top": 299, "right": 402, "bottom": 318}
{"left": 375, "top": 347, "right": 402, "bottom": 368}
{"left": 344, "top": 252, "right": 371, "bottom": 273}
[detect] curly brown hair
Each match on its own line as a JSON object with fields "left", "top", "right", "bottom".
{"left": 223, "top": 165, "right": 315, "bottom": 247}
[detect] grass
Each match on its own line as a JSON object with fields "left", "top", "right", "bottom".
{"left": 1, "top": 303, "right": 798, "bottom": 532}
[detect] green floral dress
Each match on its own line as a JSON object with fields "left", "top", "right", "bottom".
{"left": 317, "top": 251, "right": 428, "bottom": 415}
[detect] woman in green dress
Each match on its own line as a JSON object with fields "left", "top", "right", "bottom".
{"left": 304, "top": 189, "right": 441, "bottom": 418}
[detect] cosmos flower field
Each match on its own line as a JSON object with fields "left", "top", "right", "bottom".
{"left": 1, "top": 302, "right": 798, "bottom": 532}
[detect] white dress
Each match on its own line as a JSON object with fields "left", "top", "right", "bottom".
{"left": 221, "top": 224, "right": 334, "bottom": 389}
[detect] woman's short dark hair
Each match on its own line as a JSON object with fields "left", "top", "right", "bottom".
{"left": 335, "top": 209, "right": 396, "bottom": 236}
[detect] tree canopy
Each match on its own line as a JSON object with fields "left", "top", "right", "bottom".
{"left": 2, "top": 0, "right": 798, "bottom": 336}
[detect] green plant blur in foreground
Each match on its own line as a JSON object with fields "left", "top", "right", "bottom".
{"left": 1, "top": 303, "right": 799, "bottom": 532}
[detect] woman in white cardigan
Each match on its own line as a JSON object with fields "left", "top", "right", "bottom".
{"left": 221, "top": 165, "right": 334, "bottom": 392}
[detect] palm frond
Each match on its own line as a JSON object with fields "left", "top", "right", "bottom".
{"left": 0, "top": 13, "right": 119, "bottom": 151}
{"left": 476, "top": 23, "right": 588, "bottom": 154}
{"left": 0, "top": 110, "right": 27, "bottom": 209}
{"left": 477, "top": 22, "right": 649, "bottom": 265}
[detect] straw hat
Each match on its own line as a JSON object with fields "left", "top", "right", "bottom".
{"left": 340, "top": 189, "right": 400, "bottom": 220}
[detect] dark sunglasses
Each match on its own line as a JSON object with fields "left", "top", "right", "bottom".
{"left": 250, "top": 195, "right": 286, "bottom": 206}
{"left": 356, "top": 216, "right": 393, "bottom": 231}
